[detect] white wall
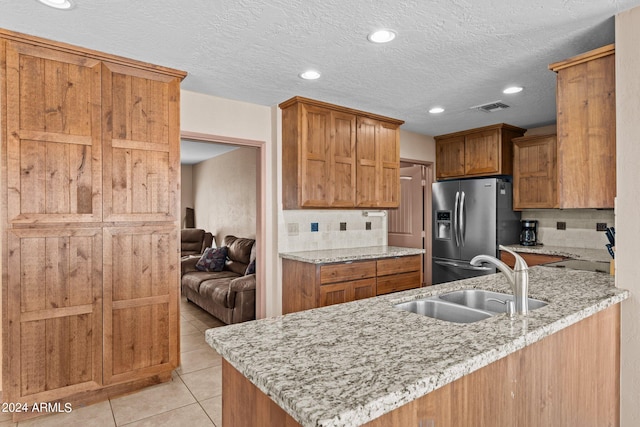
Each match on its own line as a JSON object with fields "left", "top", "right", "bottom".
{"left": 193, "top": 147, "right": 257, "bottom": 244}
{"left": 400, "top": 129, "right": 436, "bottom": 163}
{"left": 180, "top": 164, "right": 194, "bottom": 228}
{"left": 615, "top": 7, "right": 640, "bottom": 425}
{"left": 181, "top": 90, "right": 278, "bottom": 317}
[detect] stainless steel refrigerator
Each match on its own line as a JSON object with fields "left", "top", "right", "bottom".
{"left": 432, "top": 177, "right": 520, "bottom": 284}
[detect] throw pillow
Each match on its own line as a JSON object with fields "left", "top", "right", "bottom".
{"left": 245, "top": 259, "right": 256, "bottom": 275}
{"left": 195, "top": 246, "right": 228, "bottom": 272}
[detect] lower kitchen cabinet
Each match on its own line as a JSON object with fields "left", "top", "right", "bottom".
{"left": 500, "top": 250, "right": 565, "bottom": 268}
{"left": 282, "top": 255, "right": 422, "bottom": 314}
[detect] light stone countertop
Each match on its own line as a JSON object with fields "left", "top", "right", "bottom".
{"left": 502, "top": 244, "right": 611, "bottom": 262}
{"left": 206, "top": 267, "right": 628, "bottom": 427}
{"left": 279, "top": 245, "right": 425, "bottom": 264}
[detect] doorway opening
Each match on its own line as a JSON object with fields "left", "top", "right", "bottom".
{"left": 180, "top": 130, "right": 267, "bottom": 319}
{"left": 387, "top": 160, "right": 434, "bottom": 286}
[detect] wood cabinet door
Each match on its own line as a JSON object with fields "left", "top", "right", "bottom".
{"left": 356, "top": 117, "right": 400, "bottom": 207}
{"left": 513, "top": 135, "right": 558, "bottom": 209}
{"left": 5, "top": 42, "right": 102, "bottom": 225}
{"left": 298, "top": 103, "right": 331, "bottom": 207}
{"left": 101, "top": 62, "right": 181, "bottom": 222}
{"left": 330, "top": 111, "right": 356, "bottom": 207}
{"left": 103, "top": 226, "right": 179, "bottom": 384}
{"left": 352, "top": 278, "right": 377, "bottom": 301}
{"left": 319, "top": 282, "right": 352, "bottom": 307}
{"left": 435, "top": 137, "right": 465, "bottom": 179}
{"left": 356, "top": 117, "right": 379, "bottom": 207}
{"left": 464, "top": 130, "right": 500, "bottom": 176}
{"left": 377, "top": 121, "right": 400, "bottom": 208}
{"left": 556, "top": 54, "right": 616, "bottom": 208}
{"left": 5, "top": 228, "right": 103, "bottom": 403}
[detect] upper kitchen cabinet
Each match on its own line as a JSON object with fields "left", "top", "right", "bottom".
{"left": 435, "top": 123, "right": 526, "bottom": 180}
{"left": 549, "top": 44, "right": 616, "bottom": 209}
{"left": 512, "top": 134, "right": 558, "bottom": 210}
{"left": 280, "top": 96, "right": 403, "bottom": 209}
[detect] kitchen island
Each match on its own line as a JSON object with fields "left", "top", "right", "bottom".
{"left": 206, "top": 267, "right": 628, "bottom": 427}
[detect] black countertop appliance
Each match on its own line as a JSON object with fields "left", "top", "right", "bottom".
{"left": 520, "top": 219, "right": 538, "bottom": 246}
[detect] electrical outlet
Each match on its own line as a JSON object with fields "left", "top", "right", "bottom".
{"left": 311, "top": 222, "right": 319, "bottom": 232}
{"left": 596, "top": 222, "right": 608, "bottom": 231}
{"left": 557, "top": 221, "right": 566, "bottom": 230}
{"left": 365, "top": 221, "right": 372, "bottom": 230}
{"left": 287, "top": 223, "right": 299, "bottom": 236}
{"left": 339, "top": 222, "right": 347, "bottom": 231}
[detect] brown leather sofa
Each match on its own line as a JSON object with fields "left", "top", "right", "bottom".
{"left": 181, "top": 228, "right": 214, "bottom": 257}
{"left": 181, "top": 235, "right": 256, "bottom": 324}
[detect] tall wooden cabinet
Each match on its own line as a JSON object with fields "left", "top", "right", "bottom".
{"left": 549, "top": 44, "right": 616, "bottom": 209}
{"left": 435, "top": 124, "right": 525, "bottom": 180}
{"left": 280, "top": 96, "right": 403, "bottom": 209}
{"left": 1, "top": 29, "right": 185, "bottom": 417}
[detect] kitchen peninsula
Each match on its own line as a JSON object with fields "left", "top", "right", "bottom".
{"left": 206, "top": 267, "right": 628, "bottom": 427}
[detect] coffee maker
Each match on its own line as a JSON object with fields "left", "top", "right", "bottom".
{"left": 520, "top": 220, "right": 538, "bottom": 246}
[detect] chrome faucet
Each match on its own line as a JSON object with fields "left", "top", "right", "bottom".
{"left": 470, "top": 245, "right": 530, "bottom": 315}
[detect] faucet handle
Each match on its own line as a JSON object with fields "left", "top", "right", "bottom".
{"left": 499, "top": 245, "right": 529, "bottom": 272}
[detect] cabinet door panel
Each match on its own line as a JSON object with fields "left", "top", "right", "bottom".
{"left": 299, "top": 104, "right": 331, "bottom": 207}
{"left": 378, "top": 122, "right": 400, "bottom": 207}
{"left": 513, "top": 136, "right": 558, "bottom": 209}
{"left": 319, "top": 283, "right": 352, "bottom": 307}
{"left": 356, "top": 117, "right": 378, "bottom": 207}
{"left": 557, "top": 54, "right": 615, "bottom": 208}
{"left": 7, "top": 228, "right": 102, "bottom": 402}
{"left": 330, "top": 111, "right": 356, "bottom": 207}
{"left": 464, "top": 130, "right": 499, "bottom": 175}
{"left": 102, "top": 63, "right": 180, "bottom": 221}
{"left": 435, "top": 137, "right": 465, "bottom": 178}
{"left": 6, "top": 42, "right": 102, "bottom": 224}
{"left": 103, "top": 226, "right": 178, "bottom": 384}
{"left": 352, "top": 278, "right": 377, "bottom": 300}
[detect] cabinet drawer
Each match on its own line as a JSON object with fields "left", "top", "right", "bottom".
{"left": 320, "top": 261, "right": 376, "bottom": 284}
{"left": 376, "top": 255, "right": 421, "bottom": 276}
{"left": 376, "top": 271, "right": 421, "bottom": 296}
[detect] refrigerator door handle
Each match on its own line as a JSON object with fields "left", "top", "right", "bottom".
{"left": 434, "top": 260, "right": 493, "bottom": 271}
{"left": 454, "top": 191, "right": 460, "bottom": 247}
{"left": 459, "top": 191, "right": 466, "bottom": 246}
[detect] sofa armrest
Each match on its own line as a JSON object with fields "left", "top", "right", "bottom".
{"left": 181, "top": 255, "right": 201, "bottom": 275}
{"left": 229, "top": 274, "right": 256, "bottom": 292}
{"left": 227, "top": 274, "right": 256, "bottom": 308}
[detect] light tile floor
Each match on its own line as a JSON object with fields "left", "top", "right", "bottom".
{"left": 1, "top": 297, "right": 226, "bottom": 427}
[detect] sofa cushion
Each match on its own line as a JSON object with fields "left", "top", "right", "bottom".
{"left": 195, "top": 247, "right": 228, "bottom": 272}
{"left": 181, "top": 229, "right": 206, "bottom": 256}
{"left": 223, "top": 235, "right": 255, "bottom": 275}
{"left": 182, "top": 270, "right": 239, "bottom": 294}
{"left": 199, "top": 278, "right": 237, "bottom": 309}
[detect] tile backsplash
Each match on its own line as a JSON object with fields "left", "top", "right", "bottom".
{"left": 521, "top": 209, "right": 615, "bottom": 250}
{"left": 279, "top": 209, "right": 387, "bottom": 253}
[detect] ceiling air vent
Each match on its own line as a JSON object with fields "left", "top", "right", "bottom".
{"left": 470, "top": 100, "right": 510, "bottom": 113}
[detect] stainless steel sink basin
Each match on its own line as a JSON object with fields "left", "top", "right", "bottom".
{"left": 438, "top": 289, "right": 547, "bottom": 313}
{"left": 394, "top": 299, "right": 493, "bottom": 323}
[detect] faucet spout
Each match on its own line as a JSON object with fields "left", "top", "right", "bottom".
{"left": 470, "top": 245, "right": 530, "bottom": 315}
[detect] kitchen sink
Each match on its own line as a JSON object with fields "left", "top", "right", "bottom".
{"left": 438, "top": 289, "right": 547, "bottom": 313}
{"left": 394, "top": 298, "right": 493, "bottom": 323}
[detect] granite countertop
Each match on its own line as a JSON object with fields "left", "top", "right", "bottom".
{"left": 206, "top": 268, "right": 628, "bottom": 427}
{"left": 279, "top": 245, "right": 425, "bottom": 264}
{"left": 502, "top": 244, "right": 611, "bottom": 262}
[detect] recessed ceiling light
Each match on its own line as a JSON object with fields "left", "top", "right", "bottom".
{"left": 367, "top": 29, "right": 396, "bottom": 44}
{"left": 299, "top": 70, "right": 321, "bottom": 80}
{"left": 503, "top": 86, "right": 523, "bottom": 94}
{"left": 429, "top": 107, "right": 445, "bottom": 114}
{"left": 37, "top": 0, "right": 74, "bottom": 9}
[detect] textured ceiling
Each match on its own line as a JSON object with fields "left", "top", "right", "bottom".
{"left": 1, "top": 0, "right": 638, "bottom": 136}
